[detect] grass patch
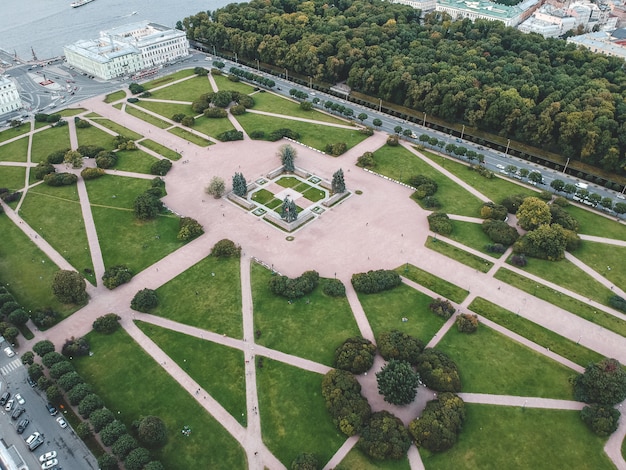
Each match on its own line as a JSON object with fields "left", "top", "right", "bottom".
{"left": 153, "top": 255, "right": 242, "bottom": 338}
{"left": 425, "top": 236, "right": 493, "bottom": 273}
{"left": 276, "top": 177, "right": 301, "bottom": 188}
{"left": 85, "top": 174, "right": 153, "bottom": 209}
{"left": 396, "top": 263, "right": 468, "bottom": 303}
{"left": 125, "top": 105, "right": 171, "bottom": 129}
{"left": 336, "top": 447, "right": 410, "bottom": 470}
{"left": 421, "top": 150, "right": 536, "bottom": 204}
{"left": 564, "top": 204, "right": 626, "bottom": 241}
{"left": 469, "top": 297, "right": 604, "bottom": 367}
{"left": 104, "top": 90, "right": 126, "bottom": 103}
{"left": 0, "top": 166, "right": 25, "bottom": 190}
{"left": 192, "top": 115, "right": 236, "bottom": 138}
{"left": 168, "top": 126, "right": 211, "bottom": 146}
{"left": 212, "top": 74, "right": 256, "bottom": 94}
{"left": 0, "top": 216, "right": 77, "bottom": 317}
{"left": 140, "top": 139, "right": 181, "bottom": 160}
{"left": 136, "top": 322, "right": 246, "bottom": 425}
{"left": 137, "top": 100, "right": 194, "bottom": 119}
{"left": 31, "top": 126, "right": 71, "bottom": 163}
{"left": 437, "top": 324, "right": 575, "bottom": 398}
{"left": 92, "top": 119, "right": 142, "bottom": 141}
{"left": 372, "top": 145, "right": 483, "bottom": 217}
{"left": 236, "top": 113, "right": 367, "bottom": 153}
{"left": 511, "top": 256, "right": 614, "bottom": 306}
{"left": 574, "top": 241, "right": 626, "bottom": 292}
{"left": 266, "top": 198, "right": 282, "bottom": 210}
{"left": 0, "top": 124, "right": 29, "bottom": 143}
{"left": 58, "top": 108, "right": 85, "bottom": 117}
{"left": 114, "top": 149, "right": 159, "bottom": 174}
{"left": 302, "top": 187, "right": 326, "bottom": 202}
{"left": 494, "top": 268, "right": 626, "bottom": 337}
{"left": 251, "top": 189, "right": 274, "bottom": 205}
{"left": 250, "top": 91, "right": 348, "bottom": 124}
{"left": 420, "top": 405, "right": 612, "bottom": 470}
{"left": 149, "top": 75, "right": 213, "bottom": 101}
{"left": 113, "top": 103, "right": 122, "bottom": 110}
{"left": 0, "top": 136, "right": 29, "bottom": 162}
{"left": 252, "top": 263, "right": 359, "bottom": 365}
{"left": 358, "top": 283, "right": 445, "bottom": 343}
{"left": 257, "top": 359, "right": 345, "bottom": 467}
{"left": 76, "top": 125, "right": 116, "bottom": 150}
{"left": 73, "top": 328, "right": 246, "bottom": 469}
{"left": 20, "top": 185, "right": 95, "bottom": 284}
{"left": 447, "top": 220, "right": 502, "bottom": 257}
{"left": 142, "top": 69, "right": 196, "bottom": 90}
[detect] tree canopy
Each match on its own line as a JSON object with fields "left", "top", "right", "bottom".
{"left": 573, "top": 358, "right": 626, "bottom": 405}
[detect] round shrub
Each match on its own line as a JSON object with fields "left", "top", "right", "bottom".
{"left": 101, "top": 419, "right": 128, "bottom": 447}
{"left": 130, "top": 289, "right": 158, "bottom": 312}
{"left": 376, "top": 359, "right": 420, "bottom": 406}
{"left": 377, "top": 330, "right": 424, "bottom": 364}
{"left": 150, "top": 159, "right": 172, "bottom": 176}
{"left": 359, "top": 411, "right": 411, "bottom": 460}
{"left": 427, "top": 212, "right": 453, "bottom": 235}
{"left": 456, "top": 314, "right": 479, "bottom": 333}
{"left": 409, "top": 393, "right": 465, "bottom": 452}
{"left": 102, "top": 265, "right": 132, "bottom": 290}
{"left": 322, "top": 278, "right": 346, "bottom": 297}
{"left": 211, "top": 239, "right": 240, "bottom": 258}
{"left": 137, "top": 415, "right": 168, "bottom": 448}
{"left": 93, "top": 313, "right": 121, "bottom": 334}
{"left": 333, "top": 336, "right": 376, "bottom": 374}
{"left": 581, "top": 404, "right": 620, "bottom": 436}
{"left": 415, "top": 349, "right": 461, "bottom": 392}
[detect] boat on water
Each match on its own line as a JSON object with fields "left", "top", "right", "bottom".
{"left": 70, "top": 0, "right": 95, "bottom": 8}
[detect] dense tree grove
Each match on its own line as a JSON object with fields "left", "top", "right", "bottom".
{"left": 377, "top": 330, "right": 424, "bottom": 364}
{"left": 333, "top": 336, "right": 376, "bottom": 374}
{"left": 182, "top": 0, "right": 626, "bottom": 174}
{"left": 351, "top": 269, "right": 401, "bottom": 294}
{"left": 269, "top": 270, "right": 319, "bottom": 298}
{"left": 52, "top": 270, "right": 88, "bottom": 304}
{"left": 414, "top": 349, "right": 462, "bottom": 392}
{"left": 580, "top": 404, "right": 620, "bottom": 436}
{"left": 321, "top": 369, "right": 371, "bottom": 436}
{"left": 573, "top": 358, "right": 626, "bottom": 405}
{"left": 409, "top": 393, "right": 466, "bottom": 452}
{"left": 358, "top": 411, "right": 412, "bottom": 460}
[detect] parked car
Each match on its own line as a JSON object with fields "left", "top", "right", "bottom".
{"left": 27, "top": 377, "right": 36, "bottom": 388}
{"left": 4, "top": 347, "right": 14, "bottom": 357}
{"left": 55, "top": 416, "right": 67, "bottom": 429}
{"left": 41, "top": 459, "right": 58, "bottom": 470}
{"left": 39, "top": 451, "right": 57, "bottom": 463}
{"left": 46, "top": 403, "right": 58, "bottom": 416}
{"left": 11, "top": 407, "right": 25, "bottom": 420}
{"left": 16, "top": 418, "right": 29, "bottom": 434}
{"left": 26, "top": 432, "right": 44, "bottom": 451}
{"left": 0, "top": 392, "right": 10, "bottom": 406}
{"left": 15, "top": 393, "right": 24, "bottom": 405}
{"left": 5, "top": 399, "right": 14, "bottom": 411}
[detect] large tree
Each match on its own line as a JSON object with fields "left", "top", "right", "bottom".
{"left": 333, "top": 336, "right": 376, "bottom": 374}
{"left": 206, "top": 176, "right": 225, "bottom": 198}
{"left": 281, "top": 197, "right": 298, "bottom": 222}
{"left": 331, "top": 169, "right": 345, "bottom": 194}
{"left": 52, "top": 270, "right": 88, "bottom": 304}
{"left": 516, "top": 197, "right": 551, "bottom": 231}
{"left": 232, "top": 172, "right": 247, "bottom": 197}
{"left": 574, "top": 358, "right": 626, "bottom": 405}
{"left": 137, "top": 415, "right": 168, "bottom": 448}
{"left": 376, "top": 359, "right": 420, "bottom": 405}
{"left": 279, "top": 144, "right": 297, "bottom": 172}
{"left": 377, "top": 330, "right": 424, "bottom": 364}
{"left": 359, "top": 411, "right": 411, "bottom": 460}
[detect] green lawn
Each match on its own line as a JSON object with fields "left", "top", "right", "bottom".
{"left": 91, "top": 118, "right": 142, "bottom": 141}
{"left": 139, "top": 139, "right": 181, "bottom": 160}
{"left": 371, "top": 145, "right": 483, "bottom": 217}
{"left": 58, "top": 108, "right": 85, "bottom": 117}
{"left": 193, "top": 115, "right": 236, "bottom": 138}
{"left": 91, "top": 207, "right": 183, "bottom": 274}
{"left": 425, "top": 236, "right": 494, "bottom": 273}
{"left": 336, "top": 447, "right": 410, "bottom": 470}
{"left": 437, "top": 324, "right": 575, "bottom": 398}
{"left": 137, "top": 100, "right": 194, "bottom": 120}
{"left": 420, "top": 405, "right": 612, "bottom": 470}
{"left": 0, "top": 216, "right": 77, "bottom": 317}
{"left": 447, "top": 220, "right": 502, "bottom": 257}
{"left": 31, "top": 126, "right": 71, "bottom": 163}
{"left": 0, "top": 166, "right": 25, "bottom": 191}
{"left": 510, "top": 256, "right": 614, "bottom": 306}
{"left": 143, "top": 69, "right": 196, "bottom": 90}
{"left": 136, "top": 322, "right": 247, "bottom": 425}
{"left": 564, "top": 204, "right": 626, "bottom": 241}
{"left": 0, "top": 136, "right": 28, "bottom": 162}
{"left": 468, "top": 297, "right": 604, "bottom": 367}
{"left": 0, "top": 124, "right": 29, "bottom": 143}
{"left": 85, "top": 174, "right": 153, "bottom": 209}
{"left": 149, "top": 75, "right": 213, "bottom": 101}
{"left": 573, "top": 241, "right": 626, "bottom": 292}
{"left": 250, "top": 91, "right": 349, "bottom": 124}
{"left": 76, "top": 125, "right": 116, "bottom": 150}
{"left": 257, "top": 359, "right": 345, "bottom": 467}
{"left": 252, "top": 263, "right": 359, "bottom": 365}
{"left": 19, "top": 185, "right": 95, "bottom": 284}
{"left": 395, "top": 264, "right": 468, "bottom": 304}
{"left": 302, "top": 187, "right": 326, "bottom": 202}
{"left": 251, "top": 189, "right": 273, "bottom": 205}
{"left": 236, "top": 113, "right": 367, "bottom": 152}
{"left": 212, "top": 74, "right": 256, "bottom": 94}
{"left": 358, "top": 283, "right": 445, "bottom": 344}
{"left": 73, "top": 329, "right": 247, "bottom": 469}
{"left": 421, "top": 150, "right": 536, "bottom": 204}
{"left": 152, "top": 255, "right": 242, "bottom": 338}
{"left": 125, "top": 105, "right": 171, "bottom": 129}
{"left": 114, "top": 149, "right": 159, "bottom": 174}
{"left": 494, "top": 268, "right": 626, "bottom": 337}
{"left": 104, "top": 90, "right": 126, "bottom": 103}
{"left": 168, "top": 126, "right": 211, "bottom": 146}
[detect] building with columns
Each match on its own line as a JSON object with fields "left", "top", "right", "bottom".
{"left": 0, "top": 76, "right": 22, "bottom": 116}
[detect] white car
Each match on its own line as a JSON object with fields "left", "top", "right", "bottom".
{"left": 617, "top": 193, "right": 625, "bottom": 200}
{"left": 496, "top": 164, "right": 505, "bottom": 170}
{"left": 39, "top": 451, "right": 57, "bottom": 463}
{"left": 3, "top": 347, "right": 14, "bottom": 357}
{"left": 56, "top": 416, "right": 67, "bottom": 428}
{"left": 15, "top": 394, "right": 24, "bottom": 405}
{"left": 4, "top": 399, "right": 13, "bottom": 411}
{"left": 41, "top": 459, "right": 58, "bottom": 470}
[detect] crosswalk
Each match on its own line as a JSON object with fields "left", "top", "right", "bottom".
{"left": 0, "top": 359, "right": 23, "bottom": 376}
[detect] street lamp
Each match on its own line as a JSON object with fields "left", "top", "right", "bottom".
{"left": 423, "top": 112, "right": 426, "bottom": 126}
{"left": 212, "top": 45, "right": 216, "bottom": 56}
{"left": 285, "top": 68, "right": 288, "bottom": 81}
{"left": 461, "top": 124, "right": 465, "bottom": 140}
{"left": 563, "top": 157, "right": 570, "bottom": 174}
{"left": 309, "top": 76, "right": 312, "bottom": 89}
{"left": 504, "top": 138, "right": 511, "bottom": 157}
{"left": 256, "top": 59, "right": 260, "bottom": 71}
{"left": 234, "top": 52, "right": 238, "bottom": 63}
{"left": 378, "top": 98, "right": 382, "bottom": 112}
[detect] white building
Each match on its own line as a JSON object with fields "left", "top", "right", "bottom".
{"left": 0, "top": 76, "right": 22, "bottom": 116}
{"left": 567, "top": 28, "right": 626, "bottom": 59}
{"left": 389, "top": 0, "right": 437, "bottom": 12}
{"left": 64, "top": 21, "right": 189, "bottom": 80}
{"left": 435, "top": 0, "right": 539, "bottom": 27}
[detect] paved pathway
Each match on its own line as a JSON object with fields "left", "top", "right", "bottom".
{"left": 2, "top": 79, "right": 626, "bottom": 469}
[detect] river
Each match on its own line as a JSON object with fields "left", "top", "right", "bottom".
{"left": 1, "top": 0, "right": 239, "bottom": 61}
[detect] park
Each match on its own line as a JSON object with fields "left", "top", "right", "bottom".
{"left": 0, "top": 64, "right": 626, "bottom": 469}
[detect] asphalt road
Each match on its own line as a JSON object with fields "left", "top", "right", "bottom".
{"left": 0, "top": 346, "right": 98, "bottom": 470}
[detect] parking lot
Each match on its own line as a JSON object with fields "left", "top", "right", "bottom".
{"left": 0, "top": 346, "right": 98, "bottom": 470}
